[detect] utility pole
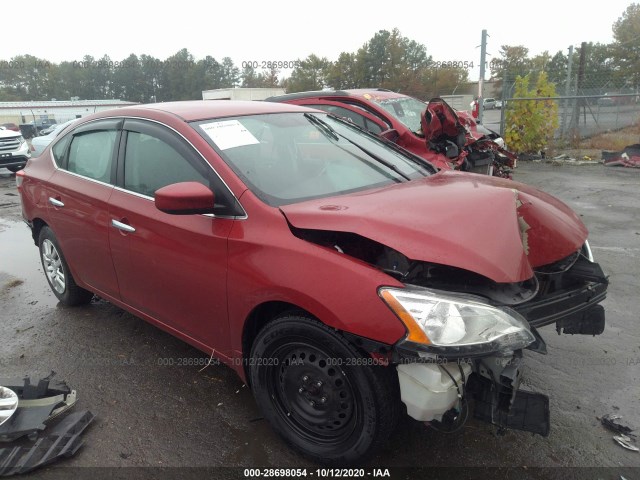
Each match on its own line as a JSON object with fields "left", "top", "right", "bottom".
{"left": 559, "top": 45, "right": 574, "bottom": 139}
{"left": 478, "top": 29, "right": 488, "bottom": 123}
{"left": 571, "top": 42, "right": 587, "bottom": 142}
{"left": 499, "top": 71, "right": 508, "bottom": 137}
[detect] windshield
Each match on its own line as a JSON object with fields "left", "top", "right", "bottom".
{"left": 371, "top": 96, "right": 427, "bottom": 133}
{"left": 193, "top": 112, "right": 433, "bottom": 207}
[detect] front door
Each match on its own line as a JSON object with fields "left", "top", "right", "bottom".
{"left": 108, "top": 119, "right": 234, "bottom": 354}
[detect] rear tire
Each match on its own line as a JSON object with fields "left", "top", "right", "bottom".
{"left": 7, "top": 166, "right": 24, "bottom": 173}
{"left": 38, "top": 226, "right": 93, "bottom": 306}
{"left": 249, "top": 314, "right": 400, "bottom": 464}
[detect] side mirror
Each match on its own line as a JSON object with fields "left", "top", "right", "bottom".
{"left": 155, "top": 182, "right": 215, "bottom": 215}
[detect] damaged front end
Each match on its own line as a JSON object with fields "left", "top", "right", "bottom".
{"left": 284, "top": 181, "right": 608, "bottom": 436}
{"left": 381, "top": 245, "right": 606, "bottom": 436}
{"left": 422, "top": 98, "right": 516, "bottom": 178}
{"left": 382, "top": 244, "right": 606, "bottom": 435}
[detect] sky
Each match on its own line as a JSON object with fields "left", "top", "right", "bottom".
{"left": 4, "top": 0, "right": 634, "bottom": 80}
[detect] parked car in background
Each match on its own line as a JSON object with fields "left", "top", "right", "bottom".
{"left": 597, "top": 94, "right": 616, "bottom": 106}
{"left": 483, "top": 97, "right": 497, "bottom": 110}
{"left": 17, "top": 100, "right": 608, "bottom": 464}
{"left": 33, "top": 118, "right": 57, "bottom": 133}
{"left": 266, "top": 89, "right": 516, "bottom": 177}
{"left": 1, "top": 123, "right": 20, "bottom": 132}
{"left": 596, "top": 92, "right": 638, "bottom": 106}
{"left": 0, "top": 126, "right": 31, "bottom": 172}
{"left": 20, "top": 119, "right": 58, "bottom": 139}
{"left": 31, "top": 119, "right": 78, "bottom": 157}
{"left": 39, "top": 123, "right": 60, "bottom": 136}
{"left": 495, "top": 99, "right": 503, "bottom": 109}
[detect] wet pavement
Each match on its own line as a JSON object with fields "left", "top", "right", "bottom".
{"left": 0, "top": 163, "right": 639, "bottom": 479}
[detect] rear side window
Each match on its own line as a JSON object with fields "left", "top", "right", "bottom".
{"left": 123, "top": 132, "right": 209, "bottom": 197}
{"left": 67, "top": 130, "right": 117, "bottom": 183}
{"left": 51, "top": 135, "right": 71, "bottom": 166}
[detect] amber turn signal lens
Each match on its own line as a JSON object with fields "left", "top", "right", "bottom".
{"left": 380, "top": 289, "right": 430, "bottom": 344}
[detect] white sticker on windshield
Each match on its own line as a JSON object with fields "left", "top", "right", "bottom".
{"left": 200, "top": 120, "right": 259, "bottom": 151}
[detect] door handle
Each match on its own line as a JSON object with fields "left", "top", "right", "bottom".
{"left": 48, "top": 197, "right": 64, "bottom": 208}
{"left": 111, "top": 219, "right": 136, "bottom": 234}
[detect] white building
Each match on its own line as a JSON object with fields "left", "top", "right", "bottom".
{"left": 0, "top": 99, "right": 138, "bottom": 125}
{"left": 202, "top": 88, "right": 285, "bottom": 101}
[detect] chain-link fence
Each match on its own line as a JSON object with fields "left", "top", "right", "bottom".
{"left": 480, "top": 70, "right": 640, "bottom": 147}
{"left": 489, "top": 94, "right": 640, "bottom": 143}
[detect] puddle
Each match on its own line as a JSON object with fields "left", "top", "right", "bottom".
{"left": 0, "top": 219, "right": 58, "bottom": 307}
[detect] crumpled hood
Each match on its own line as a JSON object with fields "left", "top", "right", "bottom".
{"left": 280, "top": 172, "right": 588, "bottom": 283}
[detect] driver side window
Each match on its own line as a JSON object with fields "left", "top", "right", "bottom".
{"left": 123, "top": 132, "right": 209, "bottom": 198}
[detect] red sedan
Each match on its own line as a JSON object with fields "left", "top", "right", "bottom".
{"left": 266, "top": 89, "right": 517, "bottom": 177}
{"left": 17, "top": 101, "right": 608, "bottom": 464}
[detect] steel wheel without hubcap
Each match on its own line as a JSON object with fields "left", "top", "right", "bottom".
{"left": 41, "top": 239, "right": 65, "bottom": 294}
{"left": 250, "top": 315, "right": 400, "bottom": 464}
{"left": 271, "top": 344, "right": 359, "bottom": 444}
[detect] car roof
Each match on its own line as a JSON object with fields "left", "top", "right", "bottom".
{"left": 106, "top": 100, "right": 315, "bottom": 122}
{"left": 266, "top": 88, "right": 407, "bottom": 103}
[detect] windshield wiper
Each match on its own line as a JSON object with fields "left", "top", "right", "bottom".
{"left": 313, "top": 115, "right": 412, "bottom": 181}
{"left": 305, "top": 113, "right": 414, "bottom": 181}
{"left": 340, "top": 133, "right": 412, "bottom": 181}
{"left": 329, "top": 115, "right": 434, "bottom": 175}
{"left": 304, "top": 113, "right": 339, "bottom": 141}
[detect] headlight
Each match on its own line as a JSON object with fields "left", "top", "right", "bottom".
{"left": 582, "top": 240, "right": 594, "bottom": 262}
{"left": 380, "top": 286, "right": 535, "bottom": 355}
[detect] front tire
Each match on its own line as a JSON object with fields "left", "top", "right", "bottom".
{"left": 249, "top": 315, "right": 399, "bottom": 464}
{"left": 38, "top": 226, "right": 93, "bottom": 306}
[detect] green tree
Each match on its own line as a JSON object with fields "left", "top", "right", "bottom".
{"left": 200, "top": 56, "right": 224, "bottom": 90}
{"left": 611, "top": 3, "right": 640, "bottom": 89}
{"left": 285, "top": 54, "right": 330, "bottom": 92}
{"left": 326, "top": 52, "right": 358, "bottom": 89}
{"left": 505, "top": 72, "right": 558, "bottom": 154}
{"left": 581, "top": 42, "right": 620, "bottom": 91}
{"left": 241, "top": 64, "right": 266, "bottom": 88}
{"left": 262, "top": 66, "right": 281, "bottom": 88}
{"left": 158, "top": 48, "right": 198, "bottom": 101}
{"left": 139, "top": 54, "right": 162, "bottom": 102}
{"left": 111, "top": 54, "right": 146, "bottom": 102}
{"left": 490, "top": 45, "right": 532, "bottom": 96}
{"left": 0, "top": 55, "right": 53, "bottom": 100}
{"left": 546, "top": 50, "right": 569, "bottom": 87}
{"left": 219, "top": 57, "right": 240, "bottom": 88}
{"left": 422, "top": 66, "right": 469, "bottom": 100}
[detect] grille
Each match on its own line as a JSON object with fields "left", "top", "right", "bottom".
{"left": 0, "top": 137, "right": 21, "bottom": 152}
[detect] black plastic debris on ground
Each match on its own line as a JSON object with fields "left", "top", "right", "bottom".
{"left": 600, "top": 413, "right": 636, "bottom": 437}
{"left": 0, "top": 373, "right": 77, "bottom": 442}
{"left": 0, "top": 373, "right": 94, "bottom": 475}
{"left": 603, "top": 144, "right": 640, "bottom": 167}
{"left": 0, "top": 410, "right": 95, "bottom": 476}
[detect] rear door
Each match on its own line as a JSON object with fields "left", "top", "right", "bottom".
{"left": 108, "top": 119, "right": 238, "bottom": 353}
{"left": 44, "top": 119, "right": 121, "bottom": 299}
